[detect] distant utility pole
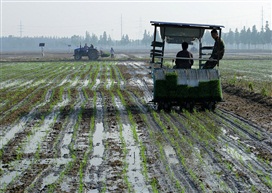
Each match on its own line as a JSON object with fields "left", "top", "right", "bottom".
{"left": 261, "top": 7, "right": 264, "bottom": 31}
{"left": 121, "top": 14, "right": 123, "bottom": 40}
{"left": 19, "top": 21, "right": 23, "bottom": 37}
{"left": 139, "top": 17, "right": 142, "bottom": 40}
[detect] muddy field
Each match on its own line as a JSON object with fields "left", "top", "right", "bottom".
{"left": 0, "top": 57, "right": 271, "bottom": 192}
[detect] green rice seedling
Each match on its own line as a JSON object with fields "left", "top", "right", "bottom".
{"left": 0, "top": 148, "right": 3, "bottom": 160}
{"left": 261, "top": 87, "right": 269, "bottom": 97}
{"left": 228, "top": 74, "right": 237, "bottom": 86}
{"left": 139, "top": 141, "right": 148, "bottom": 179}
{"left": 248, "top": 82, "right": 254, "bottom": 91}
{"left": 264, "top": 175, "right": 272, "bottom": 188}
{"left": 34, "top": 144, "right": 41, "bottom": 162}
{"left": 16, "top": 146, "right": 23, "bottom": 160}
{"left": 250, "top": 185, "right": 258, "bottom": 192}
{"left": 151, "top": 177, "right": 159, "bottom": 193}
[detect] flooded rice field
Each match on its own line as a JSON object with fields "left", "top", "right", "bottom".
{"left": 0, "top": 61, "right": 271, "bottom": 192}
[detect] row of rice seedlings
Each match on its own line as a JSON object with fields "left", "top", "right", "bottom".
{"left": 17, "top": 86, "right": 68, "bottom": 191}
{"left": 186, "top": 110, "right": 272, "bottom": 191}
{"left": 1, "top": 63, "right": 72, "bottom": 157}
{"left": 51, "top": 101, "right": 72, "bottom": 158}
{"left": 103, "top": 62, "right": 115, "bottom": 90}
{"left": 0, "top": 64, "right": 44, "bottom": 95}
{"left": 0, "top": 62, "right": 40, "bottom": 81}
{"left": 78, "top": 90, "right": 96, "bottom": 193}
{"left": 48, "top": 92, "right": 84, "bottom": 192}
{"left": 105, "top": 63, "right": 114, "bottom": 90}
{"left": 102, "top": 63, "right": 109, "bottom": 90}
{"left": 78, "top": 63, "right": 92, "bottom": 81}
{"left": 139, "top": 113, "right": 183, "bottom": 192}
{"left": 1, "top": 62, "right": 64, "bottom": 99}
{"left": 0, "top": 116, "right": 46, "bottom": 191}
{"left": 182, "top": 110, "right": 219, "bottom": 146}
{"left": 89, "top": 63, "right": 100, "bottom": 89}
{"left": 0, "top": 83, "right": 63, "bottom": 159}
{"left": 168, "top": 111, "right": 233, "bottom": 191}
{"left": 217, "top": 110, "right": 264, "bottom": 141}
{"left": 2, "top": 87, "right": 46, "bottom": 126}
{"left": 109, "top": 63, "right": 117, "bottom": 90}
{"left": 129, "top": 83, "right": 184, "bottom": 191}
{"left": 110, "top": 91, "right": 132, "bottom": 192}
{"left": 114, "top": 64, "right": 126, "bottom": 89}
{"left": 0, "top": 63, "right": 53, "bottom": 97}
{"left": 0, "top": 62, "right": 70, "bottom": 121}
{"left": 19, "top": 114, "right": 60, "bottom": 192}
{"left": 212, "top": 111, "right": 272, "bottom": 189}
{"left": 116, "top": 89, "right": 154, "bottom": 187}
{"left": 5, "top": 83, "right": 68, "bottom": 164}
{"left": 116, "top": 90, "right": 138, "bottom": 142}
{"left": 153, "top": 109, "right": 210, "bottom": 191}
{"left": 214, "top": 110, "right": 268, "bottom": 175}
{"left": 1, "top": 84, "right": 39, "bottom": 115}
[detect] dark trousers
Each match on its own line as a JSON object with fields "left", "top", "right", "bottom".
{"left": 203, "top": 60, "right": 218, "bottom": 69}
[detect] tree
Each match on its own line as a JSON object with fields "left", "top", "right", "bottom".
{"left": 264, "top": 21, "right": 272, "bottom": 44}
{"left": 142, "top": 30, "right": 152, "bottom": 45}
{"left": 251, "top": 25, "right": 258, "bottom": 48}
{"left": 120, "top": 34, "right": 130, "bottom": 45}
{"left": 227, "top": 29, "right": 234, "bottom": 46}
{"left": 100, "top": 31, "right": 108, "bottom": 45}
{"left": 246, "top": 27, "right": 251, "bottom": 48}
{"left": 90, "top": 33, "right": 98, "bottom": 45}
{"left": 234, "top": 28, "right": 240, "bottom": 49}
{"left": 71, "top": 35, "right": 82, "bottom": 47}
{"left": 85, "top": 31, "right": 91, "bottom": 44}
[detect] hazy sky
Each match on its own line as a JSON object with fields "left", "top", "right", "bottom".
{"left": 1, "top": 0, "right": 271, "bottom": 40}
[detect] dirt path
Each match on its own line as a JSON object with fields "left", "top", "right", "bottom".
{"left": 0, "top": 61, "right": 271, "bottom": 192}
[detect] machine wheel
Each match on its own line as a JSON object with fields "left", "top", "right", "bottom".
{"left": 185, "top": 102, "right": 195, "bottom": 112}
{"left": 209, "top": 102, "right": 216, "bottom": 111}
{"left": 88, "top": 49, "right": 99, "bottom": 60}
{"left": 74, "top": 54, "right": 82, "bottom": 61}
{"left": 157, "top": 102, "right": 171, "bottom": 111}
{"left": 202, "top": 101, "right": 216, "bottom": 111}
{"left": 164, "top": 103, "right": 172, "bottom": 112}
{"left": 157, "top": 102, "right": 163, "bottom": 111}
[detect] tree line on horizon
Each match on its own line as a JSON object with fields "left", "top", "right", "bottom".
{"left": 1, "top": 21, "right": 271, "bottom": 51}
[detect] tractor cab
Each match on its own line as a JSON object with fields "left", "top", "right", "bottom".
{"left": 150, "top": 21, "right": 224, "bottom": 111}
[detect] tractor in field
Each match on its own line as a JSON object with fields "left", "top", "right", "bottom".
{"left": 150, "top": 21, "right": 224, "bottom": 111}
{"left": 73, "top": 45, "right": 99, "bottom": 61}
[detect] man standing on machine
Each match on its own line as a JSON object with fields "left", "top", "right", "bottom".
{"left": 203, "top": 29, "right": 225, "bottom": 69}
